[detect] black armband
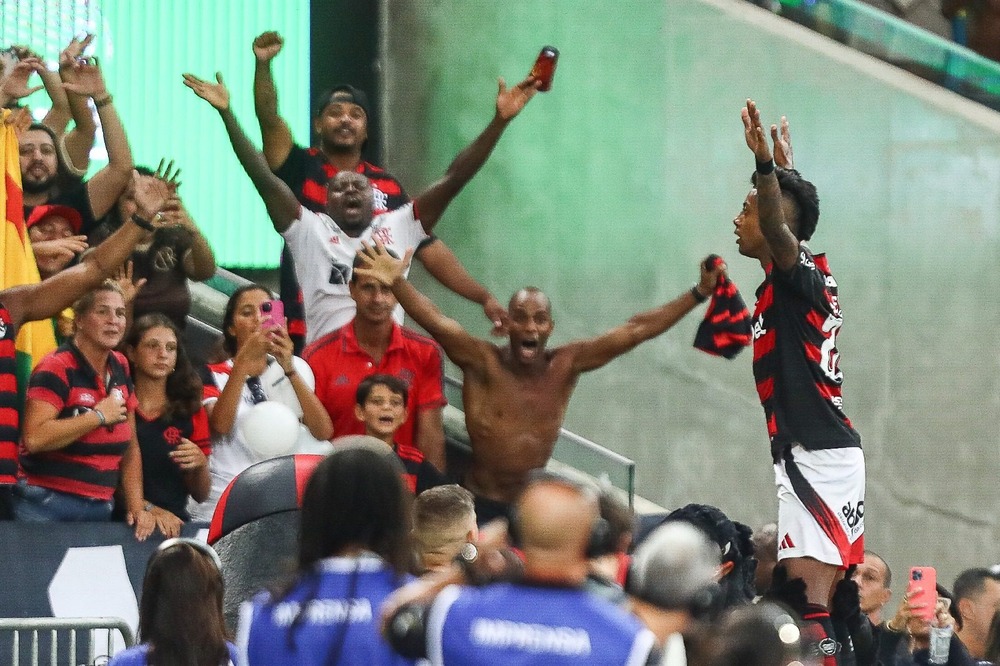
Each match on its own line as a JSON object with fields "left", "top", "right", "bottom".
{"left": 756, "top": 158, "right": 775, "bottom": 176}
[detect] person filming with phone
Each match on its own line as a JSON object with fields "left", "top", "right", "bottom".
{"left": 186, "top": 284, "right": 333, "bottom": 522}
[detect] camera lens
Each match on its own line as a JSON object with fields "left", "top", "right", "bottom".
{"left": 261, "top": 302, "right": 272, "bottom": 313}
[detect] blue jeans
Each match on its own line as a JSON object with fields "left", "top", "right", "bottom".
{"left": 11, "top": 481, "right": 113, "bottom": 522}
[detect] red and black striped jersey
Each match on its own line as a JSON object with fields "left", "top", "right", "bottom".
{"left": 273, "top": 144, "right": 409, "bottom": 352}
{"left": 0, "top": 302, "right": 18, "bottom": 484}
{"left": 752, "top": 247, "right": 861, "bottom": 461}
{"left": 19, "top": 344, "right": 137, "bottom": 500}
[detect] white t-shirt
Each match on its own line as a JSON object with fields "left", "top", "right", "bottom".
{"left": 281, "top": 203, "right": 430, "bottom": 344}
{"left": 186, "top": 355, "right": 330, "bottom": 523}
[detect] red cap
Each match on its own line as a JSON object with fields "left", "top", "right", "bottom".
{"left": 26, "top": 205, "right": 83, "bottom": 235}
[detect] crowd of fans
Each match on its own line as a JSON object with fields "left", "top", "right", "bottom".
{"left": 0, "top": 29, "right": 998, "bottom": 666}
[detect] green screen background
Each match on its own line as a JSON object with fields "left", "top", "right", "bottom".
{"left": 2, "top": 0, "right": 310, "bottom": 267}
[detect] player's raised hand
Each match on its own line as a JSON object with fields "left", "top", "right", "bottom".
{"left": 741, "top": 99, "right": 773, "bottom": 164}
{"left": 771, "top": 115, "right": 794, "bottom": 170}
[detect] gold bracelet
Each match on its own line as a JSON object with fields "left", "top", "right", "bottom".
{"left": 93, "top": 94, "right": 113, "bottom": 108}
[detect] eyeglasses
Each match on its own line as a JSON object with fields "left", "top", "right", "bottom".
{"left": 157, "top": 537, "right": 222, "bottom": 572}
{"left": 246, "top": 376, "right": 267, "bottom": 405}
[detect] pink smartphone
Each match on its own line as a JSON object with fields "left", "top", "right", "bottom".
{"left": 260, "top": 299, "right": 284, "bottom": 330}
{"left": 908, "top": 566, "right": 937, "bottom": 622}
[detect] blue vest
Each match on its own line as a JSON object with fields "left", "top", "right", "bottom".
{"left": 428, "top": 583, "right": 655, "bottom": 665}
{"left": 239, "top": 555, "right": 414, "bottom": 666}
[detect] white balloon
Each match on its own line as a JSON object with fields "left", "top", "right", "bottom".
{"left": 238, "top": 401, "right": 300, "bottom": 460}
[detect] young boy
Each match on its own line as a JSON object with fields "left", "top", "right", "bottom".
{"left": 354, "top": 374, "right": 447, "bottom": 494}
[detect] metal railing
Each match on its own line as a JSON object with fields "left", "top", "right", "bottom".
{"left": 765, "top": 0, "right": 1000, "bottom": 110}
{"left": 0, "top": 617, "right": 134, "bottom": 666}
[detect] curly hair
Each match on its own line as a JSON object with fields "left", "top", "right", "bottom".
{"left": 750, "top": 167, "right": 820, "bottom": 242}
{"left": 126, "top": 313, "right": 203, "bottom": 420}
{"left": 660, "top": 503, "right": 758, "bottom": 607}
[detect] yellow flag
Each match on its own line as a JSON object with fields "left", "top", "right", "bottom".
{"left": 1, "top": 109, "right": 57, "bottom": 401}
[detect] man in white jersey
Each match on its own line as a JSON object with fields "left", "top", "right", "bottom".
{"left": 183, "top": 69, "right": 539, "bottom": 344}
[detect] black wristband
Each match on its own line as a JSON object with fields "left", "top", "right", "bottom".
{"left": 756, "top": 158, "right": 775, "bottom": 176}
{"left": 690, "top": 285, "right": 709, "bottom": 304}
{"left": 130, "top": 214, "right": 155, "bottom": 232}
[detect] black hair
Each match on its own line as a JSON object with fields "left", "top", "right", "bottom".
{"left": 297, "top": 444, "right": 411, "bottom": 574}
{"left": 22, "top": 123, "right": 79, "bottom": 192}
{"left": 953, "top": 567, "right": 1000, "bottom": 629}
{"left": 659, "top": 503, "right": 757, "bottom": 607}
{"left": 221, "top": 284, "right": 272, "bottom": 357}
{"left": 750, "top": 166, "right": 820, "bottom": 242}
{"left": 126, "top": 313, "right": 203, "bottom": 420}
{"left": 355, "top": 373, "right": 408, "bottom": 406}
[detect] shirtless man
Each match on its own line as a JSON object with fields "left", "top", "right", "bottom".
{"left": 356, "top": 242, "right": 723, "bottom": 523}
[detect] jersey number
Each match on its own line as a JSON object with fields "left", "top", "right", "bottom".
{"left": 819, "top": 314, "right": 844, "bottom": 382}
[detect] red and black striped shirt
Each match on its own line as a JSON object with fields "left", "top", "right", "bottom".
{"left": 19, "top": 343, "right": 137, "bottom": 500}
{"left": 751, "top": 248, "right": 861, "bottom": 462}
{"left": 0, "top": 302, "right": 18, "bottom": 484}
{"left": 274, "top": 144, "right": 409, "bottom": 351}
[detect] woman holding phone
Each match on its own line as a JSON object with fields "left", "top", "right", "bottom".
{"left": 186, "top": 284, "right": 332, "bottom": 522}
{"left": 123, "top": 313, "right": 211, "bottom": 536}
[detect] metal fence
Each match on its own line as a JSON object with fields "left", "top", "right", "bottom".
{"left": 0, "top": 617, "right": 134, "bottom": 666}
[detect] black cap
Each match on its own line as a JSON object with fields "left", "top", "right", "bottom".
{"left": 314, "top": 84, "right": 370, "bottom": 120}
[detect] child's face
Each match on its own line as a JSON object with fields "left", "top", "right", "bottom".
{"left": 356, "top": 383, "right": 407, "bottom": 440}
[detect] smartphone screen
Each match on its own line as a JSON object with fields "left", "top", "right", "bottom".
{"left": 530, "top": 46, "right": 559, "bottom": 92}
{"left": 260, "top": 299, "right": 284, "bottom": 330}
{"left": 908, "top": 566, "right": 938, "bottom": 622}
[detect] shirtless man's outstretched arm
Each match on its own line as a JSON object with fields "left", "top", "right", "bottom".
{"left": 354, "top": 243, "right": 491, "bottom": 372}
{"left": 563, "top": 259, "right": 725, "bottom": 373}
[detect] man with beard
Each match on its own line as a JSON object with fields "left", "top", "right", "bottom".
{"left": 251, "top": 31, "right": 508, "bottom": 353}
{"left": 355, "top": 242, "right": 723, "bottom": 523}
{"left": 20, "top": 58, "right": 133, "bottom": 237}
{"left": 184, "top": 66, "right": 536, "bottom": 347}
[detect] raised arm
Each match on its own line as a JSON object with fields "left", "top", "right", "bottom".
{"left": 742, "top": 99, "right": 799, "bottom": 271}
{"left": 62, "top": 58, "right": 133, "bottom": 218}
{"left": 355, "top": 242, "right": 491, "bottom": 372}
{"left": 565, "top": 259, "right": 724, "bottom": 374}
{"left": 183, "top": 71, "right": 300, "bottom": 232}
{"left": 56, "top": 35, "right": 98, "bottom": 173}
{"left": 5, "top": 176, "right": 168, "bottom": 329}
{"left": 413, "top": 75, "right": 539, "bottom": 231}
{"left": 252, "top": 31, "right": 294, "bottom": 171}
{"left": 415, "top": 239, "right": 508, "bottom": 335}
{"left": 6, "top": 46, "right": 73, "bottom": 139}
{"left": 0, "top": 56, "right": 44, "bottom": 108}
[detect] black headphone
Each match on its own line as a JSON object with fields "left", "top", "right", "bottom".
{"left": 507, "top": 471, "right": 612, "bottom": 559}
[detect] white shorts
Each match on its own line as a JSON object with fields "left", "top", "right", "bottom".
{"left": 774, "top": 445, "right": 865, "bottom": 568}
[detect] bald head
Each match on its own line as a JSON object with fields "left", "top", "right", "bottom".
{"left": 517, "top": 479, "right": 598, "bottom": 561}
{"left": 509, "top": 287, "right": 551, "bottom": 314}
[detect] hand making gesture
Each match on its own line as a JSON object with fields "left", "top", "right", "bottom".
{"left": 741, "top": 98, "right": 773, "bottom": 165}
{"left": 58, "top": 34, "right": 94, "bottom": 70}
{"left": 182, "top": 72, "right": 230, "bottom": 111}
{"left": 132, "top": 171, "right": 171, "bottom": 222}
{"left": 0, "top": 56, "right": 44, "bottom": 102}
{"left": 60, "top": 57, "right": 108, "bottom": 99}
{"left": 771, "top": 115, "right": 794, "bottom": 169}
{"left": 252, "top": 31, "right": 284, "bottom": 63}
